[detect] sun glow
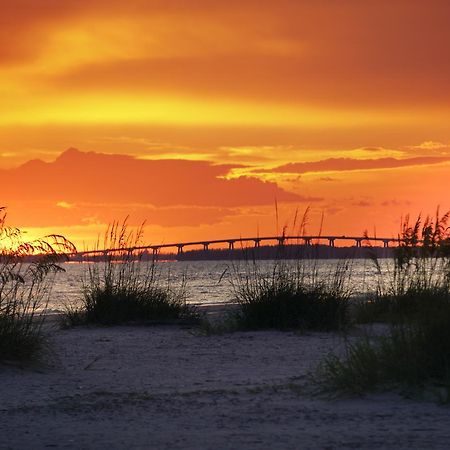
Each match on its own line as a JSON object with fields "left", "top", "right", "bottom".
{"left": 1, "top": 93, "right": 440, "bottom": 129}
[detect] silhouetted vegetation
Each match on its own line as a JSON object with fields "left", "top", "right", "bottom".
{"left": 63, "top": 221, "right": 198, "bottom": 327}
{"left": 202, "top": 211, "right": 354, "bottom": 332}
{"left": 229, "top": 259, "right": 352, "bottom": 331}
{"left": 318, "top": 211, "right": 450, "bottom": 398}
{"left": 0, "top": 207, "right": 75, "bottom": 362}
{"left": 317, "top": 311, "right": 450, "bottom": 399}
{"left": 355, "top": 211, "right": 450, "bottom": 324}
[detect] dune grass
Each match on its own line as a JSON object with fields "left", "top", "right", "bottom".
{"left": 355, "top": 211, "right": 450, "bottom": 324}
{"left": 228, "top": 252, "right": 352, "bottom": 332}
{"left": 205, "top": 210, "right": 353, "bottom": 333}
{"left": 317, "top": 211, "right": 450, "bottom": 398}
{"left": 0, "top": 207, "right": 75, "bottom": 362}
{"left": 317, "top": 309, "right": 450, "bottom": 399}
{"left": 64, "top": 221, "right": 198, "bottom": 326}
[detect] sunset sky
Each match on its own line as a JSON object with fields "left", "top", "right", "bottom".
{"left": 1, "top": 0, "right": 449, "bottom": 249}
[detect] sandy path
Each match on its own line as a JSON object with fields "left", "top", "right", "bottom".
{"left": 1, "top": 323, "right": 450, "bottom": 450}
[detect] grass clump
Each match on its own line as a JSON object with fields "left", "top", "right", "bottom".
{"left": 356, "top": 211, "right": 450, "bottom": 324}
{"left": 65, "top": 221, "right": 198, "bottom": 326}
{"left": 230, "top": 259, "right": 351, "bottom": 331}
{"left": 0, "top": 207, "right": 75, "bottom": 362}
{"left": 318, "top": 211, "right": 450, "bottom": 398}
{"left": 317, "top": 309, "right": 450, "bottom": 397}
{"left": 79, "top": 282, "right": 193, "bottom": 326}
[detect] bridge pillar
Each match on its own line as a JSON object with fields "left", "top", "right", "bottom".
{"left": 151, "top": 247, "right": 159, "bottom": 256}
{"left": 383, "top": 240, "right": 389, "bottom": 248}
{"left": 203, "top": 243, "right": 209, "bottom": 251}
{"left": 277, "top": 237, "right": 285, "bottom": 246}
{"left": 355, "top": 239, "right": 362, "bottom": 248}
{"left": 328, "top": 238, "right": 335, "bottom": 247}
{"left": 177, "top": 245, "right": 184, "bottom": 255}
{"left": 304, "top": 238, "right": 311, "bottom": 246}
{"left": 254, "top": 239, "right": 261, "bottom": 248}
{"left": 228, "top": 241, "right": 235, "bottom": 250}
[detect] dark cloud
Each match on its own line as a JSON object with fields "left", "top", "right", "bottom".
{"left": 2, "top": 148, "right": 300, "bottom": 207}
{"left": 319, "top": 177, "right": 338, "bottom": 182}
{"left": 271, "top": 157, "right": 450, "bottom": 174}
{"left": 1, "top": 148, "right": 306, "bottom": 227}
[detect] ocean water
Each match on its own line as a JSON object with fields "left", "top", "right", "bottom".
{"left": 45, "top": 259, "right": 386, "bottom": 313}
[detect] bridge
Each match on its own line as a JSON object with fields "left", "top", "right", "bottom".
{"left": 73, "top": 235, "right": 402, "bottom": 258}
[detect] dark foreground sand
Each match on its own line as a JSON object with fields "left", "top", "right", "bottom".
{"left": 1, "top": 314, "right": 450, "bottom": 450}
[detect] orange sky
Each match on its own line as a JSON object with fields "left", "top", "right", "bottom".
{"left": 1, "top": 1, "right": 449, "bottom": 249}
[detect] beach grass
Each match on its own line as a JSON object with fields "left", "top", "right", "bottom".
{"left": 63, "top": 220, "right": 198, "bottom": 326}
{"left": 228, "top": 253, "right": 352, "bottom": 332}
{"left": 316, "top": 307, "right": 450, "bottom": 398}
{"left": 355, "top": 211, "right": 450, "bottom": 324}
{"left": 204, "top": 210, "right": 353, "bottom": 333}
{"left": 71, "top": 282, "right": 196, "bottom": 326}
{"left": 317, "top": 211, "right": 450, "bottom": 397}
{"left": 0, "top": 207, "right": 75, "bottom": 362}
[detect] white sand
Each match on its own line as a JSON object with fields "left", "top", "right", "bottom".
{"left": 1, "top": 318, "right": 450, "bottom": 450}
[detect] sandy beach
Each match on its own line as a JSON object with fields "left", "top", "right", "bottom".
{"left": 1, "top": 310, "right": 450, "bottom": 450}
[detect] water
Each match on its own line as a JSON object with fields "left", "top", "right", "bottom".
{"left": 46, "top": 259, "right": 385, "bottom": 313}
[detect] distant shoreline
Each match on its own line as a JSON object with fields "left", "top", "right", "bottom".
{"left": 67, "top": 244, "right": 394, "bottom": 263}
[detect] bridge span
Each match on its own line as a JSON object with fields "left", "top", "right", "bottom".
{"left": 74, "top": 235, "right": 400, "bottom": 258}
